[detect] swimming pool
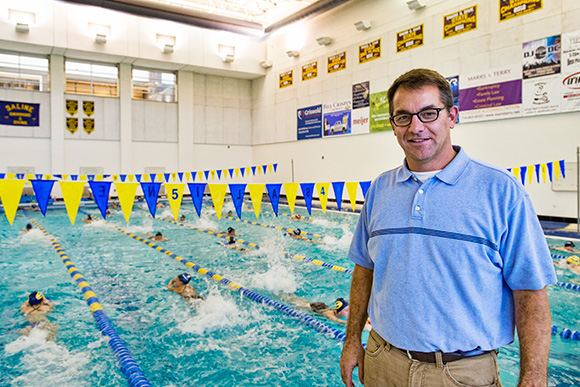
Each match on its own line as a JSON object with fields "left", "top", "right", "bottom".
{"left": 1, "top": 202, "right": 579, "bottom": 386}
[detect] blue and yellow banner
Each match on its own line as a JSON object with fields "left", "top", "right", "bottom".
{"left": 0, "top": 100, "right": 40, "bottom": 126}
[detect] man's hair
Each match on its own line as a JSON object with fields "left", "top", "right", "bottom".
{"left": 387, "top": 68, "right": 454, "bottom": 116}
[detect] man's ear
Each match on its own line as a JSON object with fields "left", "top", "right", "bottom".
{"left": 448, "top": 106, "right": 459, "bottom": 128}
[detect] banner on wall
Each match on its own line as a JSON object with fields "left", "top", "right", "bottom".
{"left": 302, "top": 61, "right": 318, "bottom": 81}
{"left": 83, "top": 101, "right": 95, "bottom": 117}
{"left": 459, "top": 65, "right": 522, "bottom": 123}
{"left": 396, "top": 24, "right": 424, "bottom": 53}
{"left": 443, "top": 5, "right": 477, "bottom": 39}
{"left": 359, "top": 39, "right": 381, "bottom": 64}
{"left": 523, "top": 35, "right": 561, "bottom": 79}
{"left": 446, "top": 76, "right": 460, "bottom": 121}
{"left": 297, "top": 105, "right": 323, "bottom": 140}
{"left": 279, "top": 70, "right": 293, "bottom": 88}
{"left": 369, "top": 91, "right": 391, "bottom": 132}
{"left": 499, "top": 0, "right": 542, "bottom": 22}
{"left": 328, "top": 52, "right": 346, "bottom": 74}
{"left": 352, "top": 82, "right": 370, "bottom": 134}
{"left": 522, "top": 75, "right": 561, "bottom": 116}
{"left": 323, "top": 100, "right": 351, "bottom": 137}
{"left": 83, "top": 118, "right": 95, "bottom": 134}
{"left": 66, "top": 117, "right": 79, "bottom": 134}
{"left": 561, "top": 30, "right": 580, "bottom": 112}
{"left": 0, "top": 101, "right": 40, "bottom": 126}
{"left": 66, "top": 99, "right": 78, "bottom": 115}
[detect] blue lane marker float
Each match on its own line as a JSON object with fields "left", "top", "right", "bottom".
{"left": 261, "top": 210, "right": 357, "bottom": 227}
{"left": 112, "top": 224, "right": 346, "bottom": 343}
{"left": 26, "top": 217, "right": 151, "bottom": 387}
{"left": 552, "top": 325, "right": 580, "bottom": 341}
{"left": 160, "top": 218, "right": 353, "bottom": 274}
{"left": 555, "top": 281, "right": 580, "bottom": 292}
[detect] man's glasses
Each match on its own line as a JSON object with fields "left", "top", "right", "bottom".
{"left": 390, "top": 107, "right": 446, "bottom": 127}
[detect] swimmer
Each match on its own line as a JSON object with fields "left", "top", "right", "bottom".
{"left": 224, "top": 227, "right": 242, "bottom": 237}
{"left": 289, "top": 213, "right": 312, "bottom": 223}
{"left": 281, "top": 295, "right": 371, "bottom": 329}
{"left": 82, "top": 214, "right": 94, "bottom": 223}
{"left": 156, "top": 202, "right": 165, "bottom": 208}
{"left": 20, "top": 291, "right": 57, "bottom": 341}
{"left": 21, "top": 223, "right": 33, "bottom": 232}
{"left": 167, "top": 273, "right": 204, "bottom": 301}
{"left": 226, "top": 210, "right": 233, "bottom": 217}
{"left": 150, "top": 232, "right": 168, "bottom": 242}
{"left": 286, "top": 228, "right": 324, "bottom": 244}
{"left": 557, "top": 255, "right": 580, "bottom": 274}
{"left": 218, "top": 236, "right": 246, "bottom": 251}
{"left": 552, "top": 241, "right": 580, "bottom": 254}
{"left": 30, "top": 204, "right": 41, "bottom": 212}
{"left": 179, "top": 214, "right": 187, "bottom": 222}
{"left": 110, "top": 202, "right": 119, "bottom": 209}
{"left": 106, "top": 209, "right": 111, "bottom": 216}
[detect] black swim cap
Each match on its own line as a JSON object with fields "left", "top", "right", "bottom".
{"left": 227, "top": 227, "right": 234, "bottom": 233}
{"left": 565, "top": 241, "right": 575, "bottom": 248}
{"left": 26, "top": 223, "right": 32, "bottom": 229}
{"left": 179, "top": 273, "right": 191, "bottom": 284}
{"left": 156, "top": 232, "right": 162, "bottom": 237}
{"left": 293, "top": 229, "right": 301, "bottom": 235}
{"left": 29, "top": 291, "right": 44, "bottom": 306}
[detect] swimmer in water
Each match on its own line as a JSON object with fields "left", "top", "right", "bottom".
{"left": 218, "top": 236, "right": 246, "bottom": 251}
{"left": 110, "top": 202, "right": 119, "bottom": 209}
{"left": 21, "top": 223, "right": 34, "bottom": 232}
{"left": 285, "top": 228, "right": 324, "bottom": 244}
{"left": 20, "top": 291, "right": 57, "bottom": 341}
{"left": 556, "top": 255, "right": 580, "bottom": 274}
{"left": 224, "top": 227, "right": 242, "bottom": 237}
{"left": 552, "top": 241, "right": 580, "bottom": 254}
{"left": 150, "top": 232, "right": 168, "bottom": 242}
{"left": 289, "top": 213, "right": 312, "bottom": 223}
{"left": 281, "top": 295, "right": 371, "bottom": 329}
{"left": 167, "top": 273, "right": 205, "bottom": 301}
{"left": 179, "top": 214, "right": 187, "bottom": 222}
{"left": 82, "top": 214, "right": 95, "bottom": 224}
{"left": 156, "top": 202, "right": 165, "bottom": 209}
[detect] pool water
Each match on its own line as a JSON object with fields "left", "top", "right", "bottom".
{"left": 0, "top": 202, "right": 578, "bottom": 386}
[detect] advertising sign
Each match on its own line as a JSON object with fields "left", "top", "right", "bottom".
{"left": 561, "top": 30, "right": 580, "bottom": 112}
{"left": 297, "top": 105, "right": 323, "bottom": 140}
{"left": 369, "top": 91, "right": 391, "bottom": 132}
{"left": 323, "top": 100, "right": 351, "bottom": 137}
{"left": 523, "top": 35, "right": 561, "bottom": 79}
{"left": 279, "top": 70, "right": 293, "bottom": 88}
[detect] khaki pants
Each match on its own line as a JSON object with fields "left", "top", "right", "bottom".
{"left": 364, "top": 330, "right": 502, "bottom": 387}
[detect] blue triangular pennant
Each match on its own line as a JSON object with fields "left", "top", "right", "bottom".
{"left": 262, "top": 165, "right": 267, "bottom": 174}
{"left": 35, "top": 174, "right": 43, "bottom": 180}
{"left": 251, "top": 166, "right": 257, "bottom": 176}
{"left": 30, "top": 180, "right": 55, "bottom": 216}
{"left": 16, "top": 173, "right": 25, "bottom": 180}
{"left": 240, "top": 168, "right": 245, "bottom": 177}
{"left": 229, "top": 184, "right": 247, "bottom": 218}
{"left": 228, "top": 169, "right": 234, "bottom": 178}
{"left": 89, "top": 181, "right": 112, "bottom": 219}
{"left": 0, "top": 173, "right": 6, "bottom": 179}
{"left": 54, "top": 174, "right": 62, "bottom": 179}
{"left": 163, "top": 173, "right": 170, "bottom": 182}
{"left": 177, "top": 172, "right": 183, "bottom": 181}
{"left": 300, "top": 183, "right": 315, "bottom": 215}
{"left": 140, "top": 182, "right": 161, "bottom": 218}
{"left": 560, "top": 160, "right": 566, "bottom": 179}
{"left": 135, "top": 174, "right": 142, "bottom": 182}
{"left": 535, "top": 164, "right": 540, "bottom": 184}
{"left": 520, "top": 166, "right": 527, "bottom": 185}
{"left": 266, "top": 183, "right": 282, "bottom": 216}
{"left": 273, "top": 163, "right": 278, "bottom": 173}
{"left": 332, "top": 181, "right": 345, "bottom": 211}
{"left": 204, "top": 171, "right": 210, "bottom": 180}
{"left": 188, "top": 183, "right": 207, "bottom": 217}
{"left": 547, "top": 163, "right": 553, "bottom": 182}
{"left": 149, "top": 174, "right": 156, "bottom": 183}
{"left": 71, "top": 175, "right": 78, "bottom": 181}
{"left": 217, "top": 170, "right": 222, "bottom": 180}
{"left": 88, "top": 175, "right": 95, "bottom": 181}
{"left": 120, "top": 174, "right": 127, "bottom": 182}
{"left": 360, "top": 181, "right": 371, "bottom": 198}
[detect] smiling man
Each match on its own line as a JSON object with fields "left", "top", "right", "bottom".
{"left": 340, "top": 68, "right": 556, "bottom": 387}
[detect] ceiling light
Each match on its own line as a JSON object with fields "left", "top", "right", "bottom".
{"left": 15, "top": 23, "right": 29, "bottom": 34}
{"left": 260, "top": 60, "right": 273, "bottom": 69}
{"left": 286, "top": 50, "right": 300, "bottom": 58}
{"left": 162, "top": 44, "right": 174, "bottom": 54}
{"left": 406, "top": 0, "right": 426, "bottom": 10}
{"left": 94, "top": 34, "right": 107, "bottom": 44}
{"left": 316, "top": 37, "right": 332, "bottom": 46}
{"left": 354, "top": 20, "right": 372, "bottom": 31}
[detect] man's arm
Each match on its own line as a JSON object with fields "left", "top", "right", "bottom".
{"left": 340, "top": 264, "right": 373, "bottom": 387}
{"left": 513, "top": 287, "right": 551, "bottom": 387}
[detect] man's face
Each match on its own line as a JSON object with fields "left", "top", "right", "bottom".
{"left": 391, "top": 85, "right": 458, "bottom": 172}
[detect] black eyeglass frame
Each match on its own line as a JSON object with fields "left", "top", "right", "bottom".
{"left": 390, "top": 107, "right": 447, "bottom": 127}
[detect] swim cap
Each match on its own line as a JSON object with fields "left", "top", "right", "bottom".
{"left": 227, "top": 227, "right": 234, "bottom": 233}
{"left": 293, "top": 228, "right": 301, "bottom": 235}
{"left": 566, "top": 256, "right": 580, "bottom": 266}
{"left": 26, "top": 223, "right": 32, "bottom": 230}
{"left": 29, "top": 291, "right": 44, "bottom": 306}
{"left": 179, "top": 273, "right": 191, "bottom": 284}
{"left": 296, "top": 214, "right": 301, "bottom": 219}
{"left": 156, "top": 232, "right": 162, "bottom": 237}
{"left": 334, "top": 298, "right": 348, "bottom": 313}
{"left": 565, "top": 241, "right": 575, "bottom": 248}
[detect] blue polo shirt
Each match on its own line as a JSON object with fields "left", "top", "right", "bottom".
{"left": 349, "top": 146, "right": 556, "bottom": 353}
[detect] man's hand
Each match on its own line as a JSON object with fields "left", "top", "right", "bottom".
{"left": 340, "top": 339, "right": 365, "bottom": 387}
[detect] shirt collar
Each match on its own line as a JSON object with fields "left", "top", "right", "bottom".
{"left": 396, "top": 146, "right": 470, "bottom": 185}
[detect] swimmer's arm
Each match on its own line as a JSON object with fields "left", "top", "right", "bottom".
{"left": 167, "top": 279, "right": 177, "bottom": 291}
{"left": 323, "top": 310, "right": 346, "bottom": 324}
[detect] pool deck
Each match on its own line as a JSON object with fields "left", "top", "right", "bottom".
{"left": 541, "top": 220, "right": 580, "bottom": 241}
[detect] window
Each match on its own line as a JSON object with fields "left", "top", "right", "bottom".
{"left": 65, "top": 60, "right": 118, "bottom": 97}
{"left": 132, "top": 68, "right": 176, "bottom": 102}
{"left": 0, "top": 52, "right": 49, "bottom": 91}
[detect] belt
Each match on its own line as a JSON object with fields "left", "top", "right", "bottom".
{"left": 391, "top": 345, "right": 491, "bottom": 364}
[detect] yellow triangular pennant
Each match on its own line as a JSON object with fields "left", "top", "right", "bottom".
{"left": 128, "top": 175, "right": 134, "bottom": 182}
{"left": 528, "top": 165, "right": 534, "bottom": 185}
{"left": 540, "top": 164, "right": 547, "bottom": 183}
{"left": 96, "top": 175, "right": 103, "bottom": 181}
{"left": 156, "top": 173, "right": 164, "bottom": 183}
{"left": 210, "top": 170, "right": 216, "bottom": 180}
{"left": 553, "top": 161, "right": 560, "bottom": 180}
{"left": 235, "top": 168, "right": 240, "bottom": 178}
{"left": 268, "top": 164, "right": 273, "bottom": 174}
{"left": 208, "top": 184, "right": 227, "bottom": 220}
{"left": 165, "top": 183, "right": 185, "bottom": 221}
{"left": 283, "top": 183, "right": 299, "bottom": 214}
{"left": 45, "top": 175, "right": 52, "bottom": 180}
{"left": 223, "top": 169, "right": 228, "bottom": 179}
{"left": 197, "top": 171, "right": 204, "bottom": 181}
{"left": 316, "top": 183, "right": 331, "bottom": 214}
{"left": 59, "top": 181, "right": 86, "bottom": 225}
{"left": 346, "top": 182, "right": 359, "bottom": 211}
{"left": 512, "top": 167, "right": 520, "bottom": 181}
{"left": 112, "top": 175, "right": 119, "bottom": 182}
{"left": 62, "top": 175, "right": 70, "bottom": 181}
{"left": 186, "top": 173, "right": 191, "bottom": 182}
{"left": 248, "top": 184, "right": 265, "bottom": 219}
{"left": 6, "top": 174, "right": 16, "bottom": 179}
{"left": 25, "top": 174, "right": 35, "bottom": 180}
{"left": 115, "top": 182, "right": 139, "bottom": 223}
{"left": 0, "top": 179, "right": 26, "bottom": 225}
{"left": 246, "top": 167, "right": 251, "bottom": 176}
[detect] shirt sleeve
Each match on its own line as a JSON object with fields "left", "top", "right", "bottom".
{"left": 348, "top": 197, "right": 375, "bottom": 270}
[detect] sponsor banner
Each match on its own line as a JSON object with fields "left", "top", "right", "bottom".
{"left": 499, "top": 0, "right": 542, "bottom": 22}
{"left": 443, "top": 5, "right": 477, "bottom": 39}
{"left": 396, "top": 24, "right": 424, "bottom": 53}
{"left": 302, "top": 61, "right": 318, "bottom": 81}
{"left": 446, "top": 75, "right": 460, "bottom": 122}
{"left": 522, "top": 75, "right": 561, "bottom": 116}
{"left": 359, "top": 39, "right": 381, "bottom": 64}
{"left": 351, "top": 107, "right": 369, "bottom": 135}
{"left": 369, "top": 91, "right": 391, "bottom": 132}
{"left": 561, "top": 30, "right": 580, "bottom": 112}
{"left": 328, "top": 52, "right": 346, "bottom": 74}
{"left": 352, "top": 82, "right": 370, "bottom": 109}
{"left": 523, "top": 35, "right": 561, "bottom": 79}
{"left": 323, "top": 100, "right": 351, "bottom": 137}
{"left": 297, "top": 104, "right": 323, "bottom": 140}
{"left": 0, "top": 101, "right": 40, "bottom": 126}
{"left": 459, "top": 65, "right": 522, "bottom": 122}
{"left": 279, "top": 70, "right": 293, "bottom": 88}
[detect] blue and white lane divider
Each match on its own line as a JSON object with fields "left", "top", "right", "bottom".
{"left": 552, "top": 325, "right": 580, "bottom": 341}
{"left": 112, "top": 224, "right": 346, "bottom": 343}
{"left": 27, "top": 216, "right": 151, "bottom": 387}
{"left": 555, "top": 281, "right": 580, "bottom": 292}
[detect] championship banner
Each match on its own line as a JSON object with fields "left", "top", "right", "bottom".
{"left": 66, "top": 99, "right": 78, "bottom": 115}
{"left": 561, "top": 30, "right": 580, "bottom": 112}
{"left": 279, "top": 70, "right": 293, "bottom": 89}
{"left": 297, "top": 105, "right": 322, "bottom": 140}
{"left": 359, "top": 39, "right": 381, "bottom": 64}
{"left": 323, "top": 100, "right": 351, "bottom": 137}
{"left": 0, "top": 101, "right": 40, "bottom": 127}
{"left": 396, "top": 24, "right": 424, "bottom": 53}
{"left": 83, "top": 101, "right": 95, "bottom": 117}
{"left": 523, "top": 35, "right": 561, "bottom": 79}
{"left": 302, "top": 61, "right": 318, "bottom": 81}
{"left": 459, "top": 65, "right": 522, "bottom": 122}
{"left": 66, "top": 117, "right": 78, "bottom": 134}
{"left": 443, "top": 5, "right": 477, "bottom": 39}
{"left": 499, "top": 0, "right": 542, "bottom": 22}
{"left": 83, "top": 118, "right": 95, "bottom": 134}
{"left": 369, "top": 91, "right": 391, "bottom": 132}
{"left": 328, "top": 52, "right": 346, "bottom": 74}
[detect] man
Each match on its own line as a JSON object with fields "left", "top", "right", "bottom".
{"left": 150, "top": 232, "right": 168, "bottom": 242}
{"left": 20, "top": 291, "right": 57, "bottom": 341}
{"left": 167, "top": 273, "right": 204, "bottom": 301}
{"left": 340, "top": 69, "right": 556, "bottom": 387}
